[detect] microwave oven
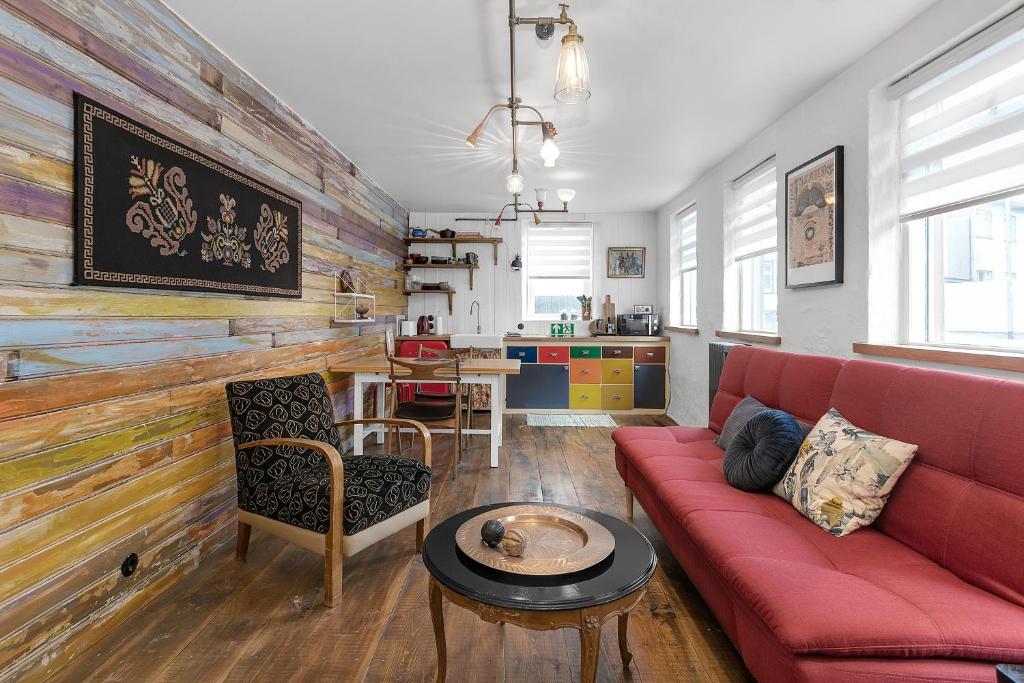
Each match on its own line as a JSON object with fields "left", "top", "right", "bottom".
{"left": 616, "top": 313, "right": 660, "bottom": 336}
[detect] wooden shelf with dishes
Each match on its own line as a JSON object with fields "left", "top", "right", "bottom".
{"left": 400, "top": 263, "right": 478, "bottom": 290}
{"left": 403, "top": 288, "right": 456, "bottom": 314}
{"left": 404, "top": 237, "right": 503, "bottom": 264}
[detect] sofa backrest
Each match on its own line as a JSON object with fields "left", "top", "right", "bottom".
{"left": 709, "top": 345, "right": 844, "bottom": 432}
{"left": 830, "top": 359, "right": 1024, "bottom": 608}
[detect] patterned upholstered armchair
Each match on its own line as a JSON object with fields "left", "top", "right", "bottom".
{"left": 225, "top": 372, "right": 432, "bottom": 608}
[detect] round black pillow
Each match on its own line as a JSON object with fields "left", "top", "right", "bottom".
{"left": 723, "top": 409, "right": 804, "bottom": 492}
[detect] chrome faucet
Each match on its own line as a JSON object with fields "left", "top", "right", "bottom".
{"left": 470, "top": 300, "right": 481, "bottom": 334}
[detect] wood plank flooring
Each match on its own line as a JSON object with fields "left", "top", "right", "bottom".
{"left": 47, "top": 415, "right": 752, "bottom": 682}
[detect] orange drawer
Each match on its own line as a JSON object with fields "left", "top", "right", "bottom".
{"left": 633, "top": 346, "right": 666, "bottom": 363}
{"left": 569, "top": 359, "right": 601, "bottom": 384}
{"left": 538, "top": 346, "right": 570, "bottom": 363}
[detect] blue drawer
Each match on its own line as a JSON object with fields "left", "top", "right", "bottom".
{"left": 506, "top": 345, "right": 537, "bottom": 363}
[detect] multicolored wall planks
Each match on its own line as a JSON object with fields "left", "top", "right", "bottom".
{"left": 0, "top": 0, "right": 408, "bottom": 678}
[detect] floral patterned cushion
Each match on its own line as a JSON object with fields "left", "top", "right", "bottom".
{"left": 773, "top": 408, "right": 918, "bottom": 537}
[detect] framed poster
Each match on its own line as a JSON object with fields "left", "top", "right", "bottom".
{"left": 607, "top": 247, "right": 645, "bottom": 278}
{"left": 785, "top": 146, "right": 843, "bottom": 288}
{"left": 74, "top": 93, "right": 302, "bottom": 298}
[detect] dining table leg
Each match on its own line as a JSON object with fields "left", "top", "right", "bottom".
{"left": 374, "top": 374, "right": 385, "bottom": 444}
{"left": 488, "top": 375, "right": 501, "bottom": 468}
{"left": 353, "top": 373, "right": 365, "bottom": 456}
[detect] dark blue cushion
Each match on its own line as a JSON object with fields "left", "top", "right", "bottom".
{"left": 723, "top": 409, "right": 806, "bottom": 492}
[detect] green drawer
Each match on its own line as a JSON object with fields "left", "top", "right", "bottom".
{"left": 570, "top": 345, "right": 601, "bottom": 359}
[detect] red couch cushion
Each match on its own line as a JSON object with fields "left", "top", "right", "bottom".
{"left": 831, "top": 360, "right": 1024, "bottom": 609}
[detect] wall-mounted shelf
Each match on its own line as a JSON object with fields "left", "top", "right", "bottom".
{"left": 404, "top": 237, "right": 503, "bottom": 265}
{"left": 400, "top": 263, "right": 478, "bottom": 289}
{"left": 403, "top": 288, "right": 456, "bottom": 314}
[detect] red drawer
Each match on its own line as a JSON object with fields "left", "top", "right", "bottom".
{"left": 538, "top": 346, "right": 570, "bottom": 363}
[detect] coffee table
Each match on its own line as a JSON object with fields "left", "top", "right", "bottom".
{"left": 422, "top": 502, "right": 657, "bottom": 682}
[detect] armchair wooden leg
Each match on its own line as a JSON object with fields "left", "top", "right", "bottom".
{"left": 235, "top": 521, "right": 251, "bottom": 560}
{"left": 624, "top": 487, "right": 634, "bottom": 520}
{"left": 324, "top": 545, "right": 342, "bottom": 608}
{"left": 416, "top": 517, "right": 427, "bottom": 553}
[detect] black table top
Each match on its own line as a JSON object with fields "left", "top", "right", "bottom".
{"left": 423, "top": 503, "right": 657, "bottom": 611}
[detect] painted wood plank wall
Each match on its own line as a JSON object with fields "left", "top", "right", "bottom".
{"left": 0, "top": 0, "right": 408, "bottom": 678}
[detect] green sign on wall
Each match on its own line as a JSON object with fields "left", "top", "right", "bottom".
{"left": 550, "top": 322, "right": 575, "bottom": 338}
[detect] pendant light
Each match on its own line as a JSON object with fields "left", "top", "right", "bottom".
{"left": 554, "top": 24, "right": 590, "bottom": 104}
{"left": 539, "top": 122, "right": 559, "bottom": 167}
{"left": 506, "top": 172, "right": 524, "bottom": 194}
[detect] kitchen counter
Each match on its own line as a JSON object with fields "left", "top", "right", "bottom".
{"left": 397, "top": 335, "right": 669, "bottom": 343}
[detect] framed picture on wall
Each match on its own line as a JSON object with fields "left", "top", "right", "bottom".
{"left": 785, "top": 145, "right": 843, "bottom": 288}
{"left": 607, "top": 247, "right": 645, "bottom": 278}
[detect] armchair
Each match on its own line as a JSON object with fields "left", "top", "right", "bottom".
{"left": 226, "top": 373, "right": 432, "bottom": 608}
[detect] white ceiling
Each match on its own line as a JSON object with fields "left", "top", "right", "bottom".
{"left": 165, "top": 0, "right": 937, "bottom": 213}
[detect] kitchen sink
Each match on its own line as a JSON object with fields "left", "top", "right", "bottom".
{"left": 449, "top": 333, "right": 503, "bottom": 349}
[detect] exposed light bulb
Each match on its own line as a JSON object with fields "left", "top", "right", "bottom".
{"left": 540, "top": 138, "right": 559, "bottom": 167}
{"left": 506, "top": 172, "right": 524, "bottom": 194}
{"left": 556, "top": 188, "right": 576, "bottom": 204}
{"left": 554, "top": 26, "right": 591, "bottom": 104}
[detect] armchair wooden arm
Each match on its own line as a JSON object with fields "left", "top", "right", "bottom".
{"left": 237, "top": 437, "right": 345, "bottom": 605}
{"left": 337, "top": 418, "right": 432, "bottom": 468}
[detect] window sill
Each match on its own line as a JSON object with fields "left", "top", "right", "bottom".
{"left": 665, "top": 325, "right": 699, "bottom": 336}
{"left": 715, "top": 330, "right": 782, "bottom": 345}
{"left": 852, "top": 343, "right": 1024, "bottom": 373}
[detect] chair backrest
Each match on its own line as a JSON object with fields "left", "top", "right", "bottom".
{"left": 224, "top": 373, "right": 343, "bottom": 510}
{"left": 387, "top": 355, "right": 461, "bottom": 385}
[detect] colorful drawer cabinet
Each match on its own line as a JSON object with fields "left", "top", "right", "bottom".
{"left": 505, "top": 339, "right": 668, "bottom": 414}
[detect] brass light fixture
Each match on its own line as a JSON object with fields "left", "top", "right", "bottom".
{"left": 465, "top": 1, "right": 590, "bottom": 221}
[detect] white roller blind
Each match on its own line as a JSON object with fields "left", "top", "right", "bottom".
{"left": 525, "top": 223, "right": 592, "bottom": 279}
{"left": 896, "top": 14, "right": 1024, "bottom": 221}
{"left": 678, "top": 206, "right": 697, "bottom": 272}
{"left": 728, "top": 157, "right": 777, "bottom": 260}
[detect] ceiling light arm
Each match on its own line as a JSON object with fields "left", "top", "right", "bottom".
{"left": 514, "top": 3, "right": 577, "bottom": 29}
{"left": 465, "top": 103, "right": 510, "bottom": 147}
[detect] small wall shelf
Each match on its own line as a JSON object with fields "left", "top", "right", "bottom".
{"left": 404, "top": 237, "right": 503, "bottom": 265}
{"left": 403, "top": 288, "right": 456, "bottom": 314}
{"left": 400, "top": 263, "right": 478, "bottom": 290}
{"left": 333, "top": 270, "right": 375, "bottom": 323}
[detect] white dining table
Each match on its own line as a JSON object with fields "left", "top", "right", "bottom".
{"left": 328, "top": 356, "right": 522, "bottom": 467}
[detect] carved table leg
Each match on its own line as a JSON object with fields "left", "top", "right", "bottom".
{"left": 429, "top": 578, "right": 447, "bottom": 682}
{"left": 579, "top": 614, "right": 601, "bottom": 683}
{"left": 618, "top": 612, "right": 633, "bottom": 667}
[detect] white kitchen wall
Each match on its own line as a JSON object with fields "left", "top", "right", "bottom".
{"left": 406, "top": 212, "right": 659, "bottom": 335}
{"left": 655, "top": 0, "right": 1020, "bottom": 427}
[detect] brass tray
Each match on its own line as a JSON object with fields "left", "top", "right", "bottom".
{"left": 455, "top": 505, "right": 615, "bottom": 576}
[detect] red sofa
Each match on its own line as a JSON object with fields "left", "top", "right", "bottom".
{"left": 614, "top": 346, "right": 1024, "bottom": 682}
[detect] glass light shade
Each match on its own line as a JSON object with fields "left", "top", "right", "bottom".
{"left": 535, "top": 188, "right": 548, "bottom": 206}
{"left": 506, "top": 172, "right": 524, "bottom": 194}
{"left": 554, "top": 29, "right": 591, "bottom": 104}
{"left": 556, "top": 188, "right": 576, "bottom": 203}
{"left": 540, "top": 138, "right": 559, "bottom": 167}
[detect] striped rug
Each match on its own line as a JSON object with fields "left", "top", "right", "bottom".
{"left": 526, "top": 414, "right": 618, "bottom": 428}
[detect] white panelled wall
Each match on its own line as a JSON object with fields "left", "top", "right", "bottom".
{"left": 654, "top": 0, "right": 1018, "bottom": 428}
{"left": 407, "top": 212, "right": 659, "bottom": 335}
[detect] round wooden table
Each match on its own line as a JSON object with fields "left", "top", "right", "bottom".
{"left": 422, "top": 502, "right": 657, "bottom": 683}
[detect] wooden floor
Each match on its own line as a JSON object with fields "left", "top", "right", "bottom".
{"left": 49, "top": 416, "right": 752, "bottom": 682}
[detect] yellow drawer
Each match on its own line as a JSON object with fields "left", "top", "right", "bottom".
{"left": 601, "top": 359, "right": 633, "bottom": 384}
{"left": 601, "top": 385, "right": 634, "bottom": 411}
{"left": 569, "top": 385, "right": 601, "bottom": 409}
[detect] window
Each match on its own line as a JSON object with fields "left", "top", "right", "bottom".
{"left": 727, "top": 157, "right": 778, "bottom": 333}
{"left": 895, "top": 12, "right": 1024, "bottom": 350}
{"left": 677, "top": 206, "right": 698, "bottom": 326}
{"left": 522, "top": 222, "right": 593, "bottom": 320}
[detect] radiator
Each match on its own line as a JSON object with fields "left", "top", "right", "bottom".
{"left": 708, "top": 342, "right": 743, "bottom": 409}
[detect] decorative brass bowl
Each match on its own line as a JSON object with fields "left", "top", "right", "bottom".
{"left": 455, "top": 505, "right": 614, "bottom": 576}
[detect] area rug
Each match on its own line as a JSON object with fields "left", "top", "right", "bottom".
{"left": 526, "top": 414, "right": 618, "bottom": 428}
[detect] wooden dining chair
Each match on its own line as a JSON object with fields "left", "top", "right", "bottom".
{"left": 386, "top": 356, "right": 464, "bottom": 480}
{"left": 417, "top": 346, "right": 477, "bottom": 434}
{"left": 225, "top": 372, "right": 432, "bottom": 608}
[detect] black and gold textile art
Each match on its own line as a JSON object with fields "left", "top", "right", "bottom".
{"left": 74, "top": 93, "right": 302, "bottom": 297}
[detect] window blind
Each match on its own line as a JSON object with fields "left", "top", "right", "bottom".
{"left": 678, "top": 206, "right": 697, "bottom": 272}
{"left": 729, "top": 157, "right": 778, "bottom": 261}
{"left": 525, "top": 223, "right": 592, "bottom": 279}
{"left": 896, "top": 14, "right": 1024, "bottom": 221}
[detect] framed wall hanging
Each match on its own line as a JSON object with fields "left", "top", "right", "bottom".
{"left": 607, "top": 247, "right": 645, "bottom": 278}
{"left": 785, "top": 145, "right": 843, "bottom": 288}
{"left": 74, "top": 93, "right": 302, "bottom": 298}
